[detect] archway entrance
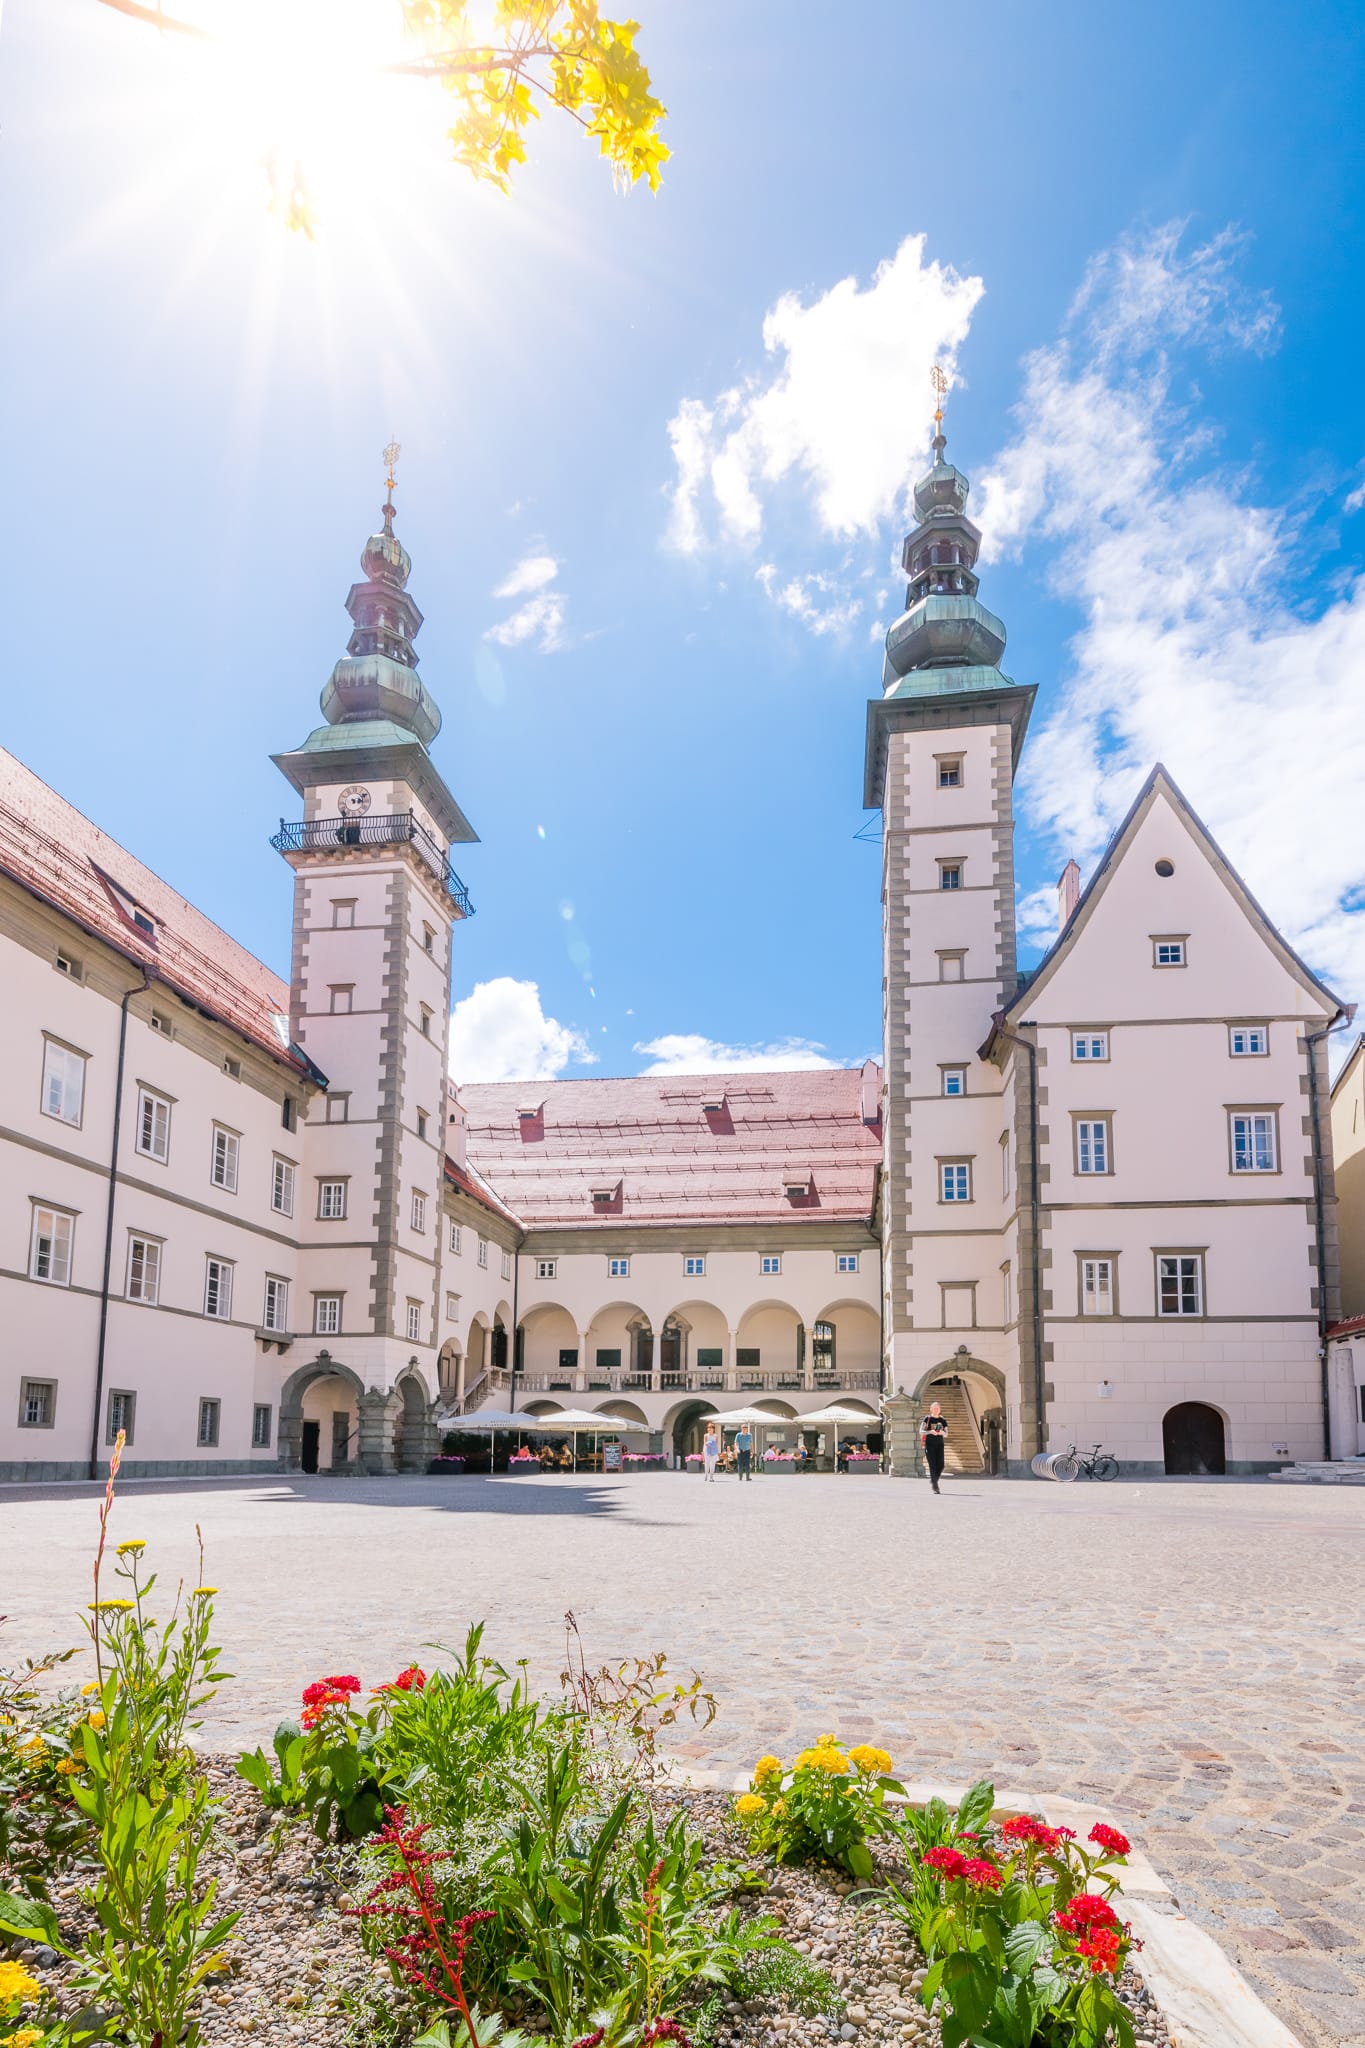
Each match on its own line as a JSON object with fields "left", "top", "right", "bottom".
{"left": 909, "top": 1356, "right": 1007, "bottom": 1477}
{"left": 668, "top": 1398, "right": 717, "bottom": 1463}
{"left": 1163, "top": 1403, "right": 1226, "bottom": 1476}
{"left": 394, "top": 1373, "right": 432, "bottom": 1473}
{"left": 279, "top": 1355, "right": 365, "bottom": 1474}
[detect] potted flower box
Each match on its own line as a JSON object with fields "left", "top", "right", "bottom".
{"left": 428, "top": 1454, "right": 467, "bottom": 1475}
{"left": 761, "top": 1453, "right": 796, "bottom": 1475}
{"left": 844, "top": 1452, "right": 881, "bottom": 1473}
{"left": 622, "top": 1452, "right": 668, "bottom": 1469}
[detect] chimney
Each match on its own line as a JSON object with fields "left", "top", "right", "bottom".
{"left": 860, "top": 1056, "right": 883, "bottom": 1127}
{"left": 1056, "top": 860, "right": 1081, "bottom": 933}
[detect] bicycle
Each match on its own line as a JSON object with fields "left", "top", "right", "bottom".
{"left": 1051, "top": 1442, "right": 1119, "bottom": 1482}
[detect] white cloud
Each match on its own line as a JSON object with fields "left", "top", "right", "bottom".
{"left": 486, "top": 551, "right": 567, "bottom": 651}
{"left": 665, "top": 235, "right": 984, "bottom": 557}
{"left": 449, "top": 977, "right": 595, "bottom": 1083}
{"left": 633, "top": 1033, "right": 839, "bottom": 1075}
{"left": 1345, "top": 470, "right": 1365, "bottom": 516}
{"left": 755, "top": 564, "right": 862, "bottom": 636}
{"left": 977, "top": 222, "right": 1365, "bottom": 995}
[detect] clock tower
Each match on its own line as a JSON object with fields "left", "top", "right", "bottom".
{"left": 271, "top": 457, "right": 476, "bottom": 1472}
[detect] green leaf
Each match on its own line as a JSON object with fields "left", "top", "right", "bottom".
{"left": 0, "top": 1888, "right": 60, "bottom": 1943}
{"left": 845, "top": 1839, "right": 874, "bottom": 1882}
{"left": 235, "top": 1750, "right": 272, "bottom": 1794}
{"left": 955, "top": 1779, "right": 996, "bottom": 1837}
{"left": 1003, "top": 1918, "right": 1052, "bottom": 1972}
{"left": 414, "top": 2025, "right": 453, "bottom": 2048}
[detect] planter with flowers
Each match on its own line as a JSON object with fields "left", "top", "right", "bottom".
{"left": 760, "top": 1451, "right": 796, "bottom": 1474}
{"left": 427, "top": 1455, "right": 468, "bottom": 1475}
{"left": 621, "top": 1451, "right": 668, "bottom": 1469}
{"left": 843, "top": 1450, "right": 881, "bottom": 1473}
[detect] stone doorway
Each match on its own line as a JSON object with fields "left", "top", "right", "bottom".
{"left": 1163, "top": 1402, "right": 1226, "bottom": 1476}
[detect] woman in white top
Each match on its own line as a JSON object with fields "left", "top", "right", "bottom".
{"left": 702, "top": 1422, "right": 720, "bottom": 1482}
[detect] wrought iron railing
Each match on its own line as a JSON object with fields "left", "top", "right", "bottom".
{"left": 271, "top": 812, "right": 474, "bottom": 917}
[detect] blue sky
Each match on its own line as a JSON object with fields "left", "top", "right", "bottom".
{"left": 2, "top": 0, "right": 1363, "bottom": 1080}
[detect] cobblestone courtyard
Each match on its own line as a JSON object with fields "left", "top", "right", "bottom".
{"left": 3, "top": 1471, "right": 1363, "bottom": 2047}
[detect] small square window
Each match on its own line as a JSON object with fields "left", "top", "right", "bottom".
{"left": 314, "top": 1295, "right": 341, "bottom": 1336}
{"left": 204, "top": 1257, "right": 234, "bottom": 1320}
{"left": 55, "top": 949, "right": 84, "bottom": 980}
{"left": 1075, "top": 1118, "right": 1112, "bottom": 1175}
{"left": 329, "top": 986, "right": 354, "bottom": 1016}
{"left": 319, "top": 1180, "right": 347, "bottom": 1220}
{"left": 30, "top": 1205, "right": 74, "bottom": 1286}
{"left": 938, "top": 952, "right": 965, "bottom": 983}
{"left": 325, "top": 1093, "right": 349, "bottom": 1123}
{"left": 411, "top": 1191, "right": 427, "bottom": 1232}
{"left": 423, "top": 924, "right": 436, "bottom": 955}
{"left": 272, "top": 1157, "right": 296, "bottom": 1216}
{"left": 252, "top": 1404, "right": 273, "bottom": 1449}
{"left": 331, "top": 900, "right": 356, "bottom": 930}
{"left": 262, "top": 1275, "right": 289, "bottom": 1333}
{"left": 136, "top": 1088, "right": 172, "bottom": 1163}
{"left": 108, "top": 1388, "right": 136, "bottom": 1444}
{"left": 223, "top": 1056, "right": 241, "bottom": 1080}
{"left": 406, "top": 1300, "right": 422, "bottom": 1343}
{"left": 126, "top": 1234, "right": 161, "bottom": 1304}
{"left": 942, "top": 1067, "right": 967, "bottom": 1097}
{"left": 419, "top": 1006, "right": 432, "bottom": 1039}
{"left": 41, "top": 1040, "right": 86, "bottom": 1127}
{"left": 1072, "top": 1032, "right": 1109, "bottom": 1061}
{"left": 760, "top": 1254, "right": 782, "bottom": 1275}
{"left": 836, "top": 1252, "right": 860, "bottom": 1274}
{"left": 19, "top": 1378, "right": 57, "bottom": 1429}
{"left": 939, "top": 1162, "right": 972, "bottom": 1203}
{"left": 450, "top": 1224, "right": 463, "bottom": 1255}
{"left": 1153, "top": 939, "right": 1186, "bottom": 968}
{"left": 937, "top": 757, "right": 963, "bottom": 789}
{"left": 197, "top": 1398, "right": 221, "bottom": 1447}
{"left": 938, "top": 861, "right": 963, "bottom": 890}
{"left": 537, "top": 1258, "right": 558, "bottom": 1280}
{"left": 149, "top": 1009, "right": 173, "bottom": 1036}
{"left": 210, "top": 1125, "right": 240, "bottom": 1194}
{"left": 608, "top": 1255, "right": 630, "bottom": 1278}
{"left": 1229, "top": 1024, "right": 1268, "bottom": 1056}
{"left": 446, "top": 1291, "right": 461, "bottom": 1321}
{"left": 684, "top": 1255, "right": 706, "bottom": 1277}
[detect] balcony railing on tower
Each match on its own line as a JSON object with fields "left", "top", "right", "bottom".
{"left": 271, "top": 811, "right": 474, "bottom": 917}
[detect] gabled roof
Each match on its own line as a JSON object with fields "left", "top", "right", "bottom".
{"left": 0, "top": 746, "right": 314, "bottom": 1077}
{"left": 443, "top": 1155, "right": 526, "bottom": 1232}
{"left": 457, "top": 1068, "right": 882, "bottom": 1229}
{"left": 998, "top": 763, "right": 1346, "bottom": 1026}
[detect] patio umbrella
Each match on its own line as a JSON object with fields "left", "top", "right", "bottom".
{"left": 440, "top": 1408, "right": 526, "bottom": 1429}
{"left": 513, "top": 1407, "right": 633, "bottom": 1471}
{"left": 797, "top": 1404, "right": 878, "bottom": 1462}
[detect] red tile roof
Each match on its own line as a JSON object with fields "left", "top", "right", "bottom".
{"left": 455, "top": 1069, "right": 881, "bottom": 1229}
{"left": 444, "top": 1155, "right": 526, "bottom": 1231}
{"left": 1327, "top": 1314, "right": 1365, "bottom": 1339}
{"left": 0, "top": 747, "right": 310, "bottom": 1077}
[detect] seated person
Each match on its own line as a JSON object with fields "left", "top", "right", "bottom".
{"left": 556, "top": 1443, "right": 574, "bottom": 1470}
{"left": 538, "top": 1442, "right": 557, "bottom": 1471}
{"left": 793, "top": 1438, "right": 809, "bottom": 1469}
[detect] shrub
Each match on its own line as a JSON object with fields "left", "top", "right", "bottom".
{"left": 733, "top": 1737, "right": 896, "bottom": 1880}
{"left": 0, "top": 1633, "right": 85, "bottom": 1899}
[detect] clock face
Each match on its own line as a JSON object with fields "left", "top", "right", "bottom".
{"left": 338, "top": 784, "right": 372, "bottom": 818}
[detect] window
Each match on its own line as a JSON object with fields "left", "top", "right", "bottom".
{"left": 19, "top": 1378, "right": 56, "bottom": 1428}
{"left": 477, "top": 1237, "right": 489, "bottom": 1268}
{"left": 684, "top": 1255, "right": 706, "bottom": 1277}
{"left": 411, "top": 1190, "right": 427, "bottom": 1232}
{"left": 271, "top": 1157, "right": 296, "bottom": 1216}
{"left": 1157, "top": 1253, "right": 1204, "bottom": 1317}
{"left": 1001, "top": 1263, "right": 1013, "bottom": 1326}
{"left": 329, "top": 986, "right": 354, "bottom": 1015}
{"left": 937, "top": 756, "right": 963, "bottom": 789}
{"left": 450, "top": 1224, "right": 463, "bottom": 1255}
{"left": 331, "top": 900, "right": 356, "bottom": 929}
{"left": 108, "top": 1389, "right": 136, "bottom": 1444}
{"left": 326, "top": 1093, "right": 350, "bottom": 1124}
{"left": 318, "top": 1180, "right": 347, "bottom": 1220}
{"left": 942, "top": 1067, "right": 967, "bottom": 1097}
{"left": 416, "top": 1110, "right": 428, "bottom": 1141}
{"left": 149, "top": 1009, "right": 173, "bottom": 1036}
{"left": 696, "top": 1346, "right": 723, "bottom": 1374}
{"left": 608, "top": 1256, "right": 630, "bottom": 1278}
{"left": 938, "top": 861, "right": 963, "bottom": 890}
{"left": 1080, "top": 1257, "right": 1114, "bottom": 1316}
{"left": 536, "top": 1259, "right": 557, "bottom": 1280}
{"left": 30, "top": 1205, "right": 74, "bottom": 1286}
{"left": 55, "top": 949, "right": 84, "bottom": 980}
{"left": 210, "top": 1125, "right": 240, "bottom": 1193}
{"left": 836, "top": 1252, "right": 860, "bottom": 1274}
{"left": 223, "top": 1056, "right": 241, "bottom": 1080}
{"left": 939, "top": 1162, "right": 972, "bottom": 1203}
{"left": 135, "top": 912, "right": 157, "bottom": 939}
{"left": 1231, "top": 1111, "right": 1278, "bottom": 1173}
{"left": 126, "top": 1235, "right": 161, "bottom": 1304}
{"left": 41, "top": 1039, "right": 86, "bottom": 1126}
{"left": 1075, "top": 1118, "right": 1111, "bottom": 1175}
{"left": 423, "top": 924, "right": 436, "bottom": 955}
{"left": 760, "top": 1254, "right": 782, "bottom": 1275}
{"left": 282, "top": 1096, "right": 297, "bottom": 1133}
{"left": 252, "top": 1404, "right": 272, "bottom": 1448}
{"left": 1230, "top": 1024, "right": 1268, "bottom": 1057}
{"left": 314, "top": 1295, "right": 341, "bottom": 1336}
{"left": 197, "top": 1398, "right": 221, "bottom": 1447}
{"left": 500, "top": 1250, "right": 512, "bottom": 1281}
{"left": 262, "top": 1275, "right": 289, "bottom": 1332}
{"left": 204, "top": 1257, "right": 234, "bottom": 1320}
{"left": 1000, "top": 1134, "right": 1012, "bottom": 1199}
{"left": 420, "top": 1006, "right": 432, "bottom": 1039}
{"left": 1072, "top": 1032, "right": 1109, "bottom": 1062}
{"left": 446, "top": 1292, "right": 461, "bottom": 1321}
{"left": 406, "top": 1300, "right": 422, "bottom": 1343}
{"left": 938, "top": 952, "right": 965, "bottom": 982}
{"left": 136, "top": 1088, "right": 171, "bottom": 1162}
{"left": 596, "top": 1348, "right": 623, "bottom": 1373}
{"left": 1153, "top": 939, "right": 1186, "bottom": 968}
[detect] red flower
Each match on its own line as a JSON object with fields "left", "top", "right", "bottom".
{"left": 1075, "top": 1926, "right": 1123, "bottom": 1975}
{"left": 962, "top": 1857, "right": 1003, "bottom": 1891}
{"left": 1002, "top": 1814, "right": 1063, "bottom": 1853}
{"left": 924, "top": 1846, "right": 969, "bottom": 1881}
{"left": 302, "top": 1674, "right": 360, "bottom": 1706}
{"left": 641, "top": 2024, "right": 691, "bottom": 2048}
{"left": 1088, "top": 1823, "right": 1131, "bottom": 1858}
{"left": 572, "top": 2032, "right": 606, "bottom": 2048}
{"left": 376, "top": 1664, "right": 427, "bottom": 1694}
{"left": 1055, "top": 1893, "right": 1121, "bottom": 1935}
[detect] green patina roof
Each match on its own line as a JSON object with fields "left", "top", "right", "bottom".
{"left": 883, "top": 663, "right": 1018, "bottom": 701}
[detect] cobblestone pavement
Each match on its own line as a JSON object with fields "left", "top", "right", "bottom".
{"left": 3, "top": 1471, "right": 1363, "bottom": 2047}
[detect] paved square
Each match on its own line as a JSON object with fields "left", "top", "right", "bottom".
{"left": 3, "top": 1471, "right": 1363, "bottom": 2047}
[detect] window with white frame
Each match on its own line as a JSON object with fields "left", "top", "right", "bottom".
{"left": 684, "top": 1254, "right": 706, "bottom": 1277}
{"left": 19, "top": 1378, "right": 56, "bottom": 1428}
{"left": 1230, "top": 1111, "right": 1278, "bottom": 1173}
{"left": 1075, "top": 1117, "right": 1111, "bottom": 1175}
{"left": 938, "top": 860, "right": 963, "bottom": 891}
{"left": 937, "top": 756, "right": 963, "bottom": 788}
{"left": 41, "top": 1039, "right": 86, "bottom": 1126}
{"left": 30, "top": 1205, "right": 74, "bottom": 1286}
{"left": 197, "top": 1398, "right": 220, "bottom": 1447}
{"left": 318, "top": 1179, "right": 347, "bottom": 1220}
{"left": 1153, "top": 938, "right": 1186, "bottom": 968}
{"left": 203, "top": 1256, "right": 234, "bottom": 1320}
{"left": 1072, "top": 1031, "right": 1109, "bottom": 1062}
{"left": 210, "top": 1125, "right": 239, "bottom": 1193}
{"left": 942, "top": 1067, "right": 967, "bottom": 1097}
{"left": 608, "top": 1255, "right": 630, "bottom": 1278}
{"left": 126, "top": 1234, "right": 161, "bottom": 1304}
{"left": 271, "top": 1157, "right": 296, "bottom": 1216}
{"left": 836, "top": 1252, "right": 860, "bottom": 1274}
{"left": 939, "top": 1161, "right": 972, "bottom": 1203}
{"left": 446, "top": 1291, "right": 460, "bottom": 1321}
{"left": 760, "top": 1254, "right": 782, "bottom": 1275}
{"left": 477, "top": 1237, "right": 489, "bottom": 1268}
{"left": 1229, "top": 1024, "right": 1268, "bottom": 1057}
{"left": 252, "top": 1404, "right": 272, "bottom": 1448}
{"left": 108, "top": 1389, "right": 136, "bottom": 1444}
{"left": 536, "top": 1259, "right": 557, "bottom": 1280}
{"left": 411, "top": 1190, "right": 427, "bottom": 1232}
{"left": 405, "top": 1299, "right": 422, "bottom": 1343}
{"left": 501, "top": 1250, "right": 512, "bottom": 1280}
{"left": 450, "top": 1224, "right": 463, "bottom": 1255}
{"left": 938, "top": 951, "right": 966, "bottom": 983}
{"left": 1080, "top": 1256, "right": 1115, "bottom": 1316}
{"left": 136, "top": 1087, "right": 171, "bottom": 1162}
{"left": 1000, "top": 1133, "right": 1012, "bottom": 1199}
{"left": 1157, "top": 1253, "right": 1204, "bottom": 1317}
{"left": 314, "top": 1295, "right": 341, "bottom": 1336}
{"left": 262, "top": 1275, "right": 289, "bottom": 1332}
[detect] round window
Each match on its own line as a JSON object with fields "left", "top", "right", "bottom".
{"left": 1155, "top": 859, "right": 1175, "bottom": 878}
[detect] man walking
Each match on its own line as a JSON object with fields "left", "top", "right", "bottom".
{"left": 735, "top": 1422, "right": 753, "bottom": 1482}
{"left": 920, "top": 1401, "right": 948, "bottom": 1494}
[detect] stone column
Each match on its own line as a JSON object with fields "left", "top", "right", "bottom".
{"left": 358, "top": 1389, "right": 397, "bottom": 1475}
{"left": 454, "top": 1351, "right": 467, "bottom": 1410}
{"left": 575, "top": 1334, "right": 590, "bottom": 1393}
{"left": 881, "top": 1391, "right": 924, "bottom": 1479}
{"left": 725, "top": 1330, "right": 738, "bottom": 1391}
{"left": 802, "top": 1325, "right": 816, "bottom": 1392}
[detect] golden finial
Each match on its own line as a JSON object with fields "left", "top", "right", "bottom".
{"left": 929, "top": 364, "right": 949, "bottom": 431}
{"left": 383, "top": 439, "right": 401, "bottom": 497}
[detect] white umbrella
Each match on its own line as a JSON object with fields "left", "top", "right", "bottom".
{"left": 714, "top": 1406, "right": 795, "bottom": 1427}
{"left": 797, "top": 1404, "right": 878, "bottom": 1463}
{"left": 440, "top": 1408, "right": 526, "bottom": 1430}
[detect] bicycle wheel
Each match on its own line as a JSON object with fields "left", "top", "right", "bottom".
{"left": 1051, "top": 1452, "right": 1079, "bottom": 1482}
{"left": 1092, "top": 1455, "right": 1120, "bottom": 1482}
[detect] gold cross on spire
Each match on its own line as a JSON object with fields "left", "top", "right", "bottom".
{"left": 383, "top": 438, "right": 401, "bottom": 497}
{"left": 929, "top": 364, "right": 949, "bottom": 431}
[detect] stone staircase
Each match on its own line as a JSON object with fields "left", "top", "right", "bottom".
{"left": 930, "top": 1378, "right": 986, "bottom": 1476}
{"left": 1267, "top": 1459, "right": 1365, "bottom": 1485}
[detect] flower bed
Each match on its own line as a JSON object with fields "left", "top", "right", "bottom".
{"left": 622, "top": 1451, "right": 669, "bottom": 1468}
{"left": 428, "top": 1454, "right": 468, "bottom": 1474}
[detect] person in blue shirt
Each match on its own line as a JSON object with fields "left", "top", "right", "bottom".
{"left": 735, "top": 1423, "right": 753, "bottom": 1481}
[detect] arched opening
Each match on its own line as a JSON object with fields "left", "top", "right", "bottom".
{"left": 278, "top": 1355, "right": 366, "bottom": 1474}
{"left": 911, "top": 1355, "right": 1008, "bottom": 1477}
{"left": 1163, "top": 1402, "right": 1226, "bottom": 1476}
{"left": 735, "top": 1300, "right": 803, "bottom": 1391}
{"left": 663, "top": 1300, "right": 728, "bottom": 1388}
{"left": 437, "top": 1340, "right": 463, "bottom": 1405}
{"left": 518, "top": 1302, "right": 579, "bottom": 1387}
{"left": 665, "top": 1397, "right": 718, "bottom": 1464}
{"left": 394, "top": 1369, "right": 435, "bottom": 1474}
{"left": 582, "top": 1301, "right": 649, "bottom": 1387}
{"left": 813, "top": 1300, "right": 882, "bottom": 1392}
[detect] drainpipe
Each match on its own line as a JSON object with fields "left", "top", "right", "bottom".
{"left": 89, "top": 971, "right": 150, "bottom": 1480}
{"left": 989, "top": 1015, "right": 1045, "bottom": 1462}
{"left": 1305, "top": 1003, "right": 1356, "bottom": 1459}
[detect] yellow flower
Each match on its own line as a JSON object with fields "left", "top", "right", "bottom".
{"left": 754, "top": 1755, "right": 782, "bottom": 1784}
{"left": 795, "top": 1743, "right": 848, "bottom": 1776}
{"left": 5, "top": 2030, "right": 44, "bottom": 2048}
{"left": 849, "top": 1744, "right": 893, "bottom": 1776}
{"left": 81, "top": 1681, "right": 101, "bottom": 1696}
{"left": 17, "top": 1736, "right": 47, "bottom": 1768}
{"left": 56, "top": 1758, "right": 83, "bottom": 1776}
{"left": 192, "top": 1586, "right": 218, "bottom": 1597}
{"left": 0, "top": 1960, "right": 41, "bottom": 2001}
{"left": 88, "top": 1599, "right": 134, "bottom": 1613}
{"left": 735, "top": 1793, "right": 766, "bottom": 1819}
{"left": 772, "top": 1798, "right": 787, "bottom": 1817}
{"left": 115, "top": 1539, "right": 146, "bottom": 1555}
{"left": 86, "top": 1710, "right": 106, "bottom": 1730}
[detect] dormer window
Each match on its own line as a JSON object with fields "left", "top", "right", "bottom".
{"left": 783, "top": 1169, "right": 813, "bottom": 1201}
{"left": 591, "top": 1182, "right": 620, "bottom": 1207}
{"left": 702, "top": 1094, "right": 727, "bottom": 1116}
{"left": 518, "top": 1102, "right": 543, "bottom": 1121}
